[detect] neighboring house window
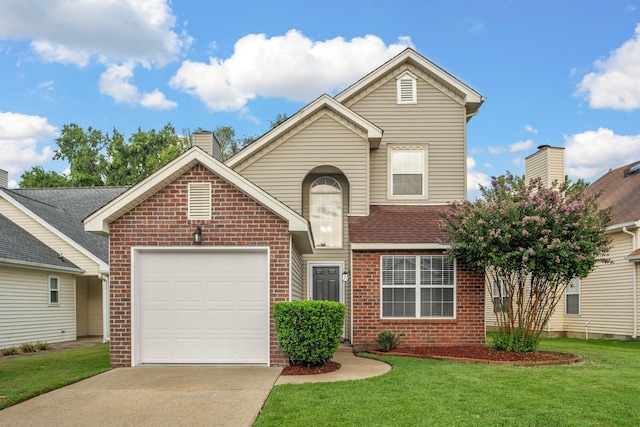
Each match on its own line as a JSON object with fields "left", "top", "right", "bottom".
{"left": 49, "top": 276, "right": 60, "bottom": 305}
{"left": 566, "top": 278, "right": 580, "bottom": 315}
{"left": 396, "top": 71, "right": 417, "bottom": 104}
{"left": 309, "top": 177, "right": 342, "bottom": 248}
{"left": 389, "top": 147, "right": 427, "bottom": 197}
{"left": 492, "top": 280, "right": 509, "bottom": 313}
{"left": 188, "top": 182, "right": 211, "bottom": 220}
{"left": 381, "top": 255, "right": 455, "bottom": 318}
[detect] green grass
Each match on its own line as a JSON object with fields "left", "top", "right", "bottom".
{"left": 256, "top": 338, "right": 640, "bottom": 427}
{"left": 0, "top": 343, "right": 110, "bottom": 409}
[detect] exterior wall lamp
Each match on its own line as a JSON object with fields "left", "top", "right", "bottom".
{"left": 192, "top": 226, "right": 202, "bottom": 244}
{"left": 342, "top": 271, "right": 350, "bottom": 283}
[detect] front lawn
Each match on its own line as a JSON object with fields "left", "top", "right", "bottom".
{"left": 256, "top": 338, "right": 640, "bottom": 427}
{"left": 0, "top": 343, "right": 110, "bottom": 410}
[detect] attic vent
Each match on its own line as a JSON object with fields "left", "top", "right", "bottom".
{"left": 188, "top": 182, "right": 211, "bottom": 220}
{"left": 625, "top": 163, "right": 640, "bottom": 177}
{"left": 397, "top": 71, "right": 417, "bottom": 104}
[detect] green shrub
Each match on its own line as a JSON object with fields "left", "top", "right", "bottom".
{"left": 36, "top": 342, "right": 51, "bottom": 351}
{"left": 2, "top": 346, "right": 21, "bottom": 356}
{"left": 274, "top": 300, "right": 345, "bottom": 367}
{"left": 492, "top": 329, "right": 539, "bottom": 352}
{"left": 376, "top": 331, "right": 403, "bottom": 352}
{"left": 19, "top": 343, "right": 37, "bottom": 353}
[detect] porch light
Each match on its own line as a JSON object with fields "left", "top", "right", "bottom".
{"left": 342, "top": 271, "right": 350, "bottom": 283}
{"left": 192, "top": 226, "right": 202, "bottom": 244}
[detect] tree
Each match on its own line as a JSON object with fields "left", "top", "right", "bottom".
{"left": 19, "top": 166, "right": 70, "bottom": 188}
{"left": 19, "top": 123, "right": 187, "bottom": 188}
{"left": 441, "top": 173, "right": 611, "bottom": 351}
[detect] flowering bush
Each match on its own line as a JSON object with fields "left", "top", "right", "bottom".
{"left": 441, "top": 173, "right": 611, "bottom": 351}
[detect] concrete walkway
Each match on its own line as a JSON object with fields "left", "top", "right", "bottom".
{"left": 0, "top": 342, "right": 390, "bottom": 426}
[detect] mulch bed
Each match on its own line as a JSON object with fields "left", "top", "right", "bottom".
{"left": 281, "top": 361, "right": 341, "bottom": 375}
{"left": 370, "top": 345, "right": 582, "bottom": 366}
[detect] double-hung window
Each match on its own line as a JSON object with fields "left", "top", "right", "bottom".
{"left": 49, "top": 276, "right": 60, "bottom": 305}
{"left": 381, "top": 255, "right": 455, "bottom": 318}
{"left": 565, "top": 278, "right": 580, "bottom": 315}
{"left": 492, "top": 280, "right": 509, "bottom": 313}
{"left": 389, "top": 147, "right": 426, "bottom": 197}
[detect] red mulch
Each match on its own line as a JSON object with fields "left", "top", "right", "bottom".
{"left": 371, "top": 346, "right": 582, "bottom": 366}
{"left": 281, "top": 361, "right": 341, "bottom": 375}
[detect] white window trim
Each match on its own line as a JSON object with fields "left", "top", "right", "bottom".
{"left": 188, "top": 182, "right": 212, "bottom": 220}
{"left": 380, "top": 255, "right": 456, "bottom": 319}
{"left": 309, "top": 176, "right": 343, "bottom": 249}
{"left": 565, "top": 278, "right": 580, "bottom": 315}
{"left": 48, "top": 275, "right": 60, "bottom": 306}
{"left": 387, "top": 145, "right": 428, "bottom": 199}
{"left": 396, "top": 71, "right": 417, "bottom": 104}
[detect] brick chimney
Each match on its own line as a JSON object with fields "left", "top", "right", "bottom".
{"left": 191, "top": 131, "right": 222, "bottom": 161}
{"left": 0, "top": 169, "right": 7, "bottom": 188}
{"left": 524, "top": 145, "right": 565, "bottom": 188}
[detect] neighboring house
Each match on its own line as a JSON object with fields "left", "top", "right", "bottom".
{"left": 85, "top": 48, "right": 487, "bottom": 367}
{"left": 485, "top": 145, "right": 640, "bottom": 341}
{"left": 0, "top": 177, "right": 128, "bottom": 348}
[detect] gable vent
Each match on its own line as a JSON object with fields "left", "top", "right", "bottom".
{"left": 188, "top": 182, "right": 211, "bottom": 220}
{"left": 397, "top": 72, "right": 417, "bottom": 104}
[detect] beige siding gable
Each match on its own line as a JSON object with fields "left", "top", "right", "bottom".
{"left": 236, "top": 113, "right": 370, "bottom": 215}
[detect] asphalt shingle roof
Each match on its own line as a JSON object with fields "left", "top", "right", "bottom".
{"left": 348, "top": 204, "right": 450, "bottom": 244}
{"left": 585, "top": 161, "right": 640, "bottom": 226}
{"left": 0, "top": 213, "right": 81, "bottom": 270}
{"left": 3, "top": 187, "right": 128, "bottom": 263}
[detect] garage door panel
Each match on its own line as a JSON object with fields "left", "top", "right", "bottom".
{"left": 137, "top": 250, "right": 269, "bottom": 364}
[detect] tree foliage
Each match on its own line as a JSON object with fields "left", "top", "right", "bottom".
{"left": 19, "top": 123, "right": 188, "bottom": 188}
{"left": 441, "top": 173, "right": 611, "bottom": 351}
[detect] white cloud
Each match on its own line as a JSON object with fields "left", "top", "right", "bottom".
{"left": 488, "top": 146, "right": 505, "bottom": 155}
{"left": 510, "top": 139, "right": 535, "bottom": 153}
{"left": 564, "top": 127, "right": 640, "bottom": 180}
{"left": 99, "top": 63, "right": 176, "bottom": 109}
{"left": 576, "top": 24, "right": 640, "bottom": 111}
{"left": 140, "top": 89, "right": 178, "bottom": 110}
{"left": 524, "top": 125, "right": 538, "bottom": 134}
{"left": 0, "top": 112, "right": 58, "bottom": 187}
{"left": 467, "top": 157, "right": 490, "bottom": 191}
{"left": 0, "top": 0, "right": 189, "bottom": 67}
{"left": 170, "top": 29, "right": 413, "bottom": 112}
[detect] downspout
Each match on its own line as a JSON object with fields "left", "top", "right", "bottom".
{"left": 622, "top": 227, "right": 638, "bottom": 339}
{"left": 98, "top": 272, "right": 110, "bottom": 343}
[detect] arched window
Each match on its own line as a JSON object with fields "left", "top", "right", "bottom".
{"left": 310, "top": 177, "right": 342, "bottom": 248}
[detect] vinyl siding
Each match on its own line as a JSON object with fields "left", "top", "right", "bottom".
{"left": 525, "top": 147, "right": 565, "bottom": 188}
{"left": 76, "top": 276, "right": 103, "bottom": 336}
{"left": 346, "top": 65, "right": 466, "bottom": 204}
{"left": 0, "top": 265, "right": 76, "bottom": 348}
{"left": 564, "top": 231, "right": 636, "bottom": 338}
{"left": 290, "top": 239, "right": 304, "bottom": 301}
{"left": 234, "top": 111, "right": 370, "bottom": 215}
{"left": 0, "top": 198, "right": 100, "bottom": 274}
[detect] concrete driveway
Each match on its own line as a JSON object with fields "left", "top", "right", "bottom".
{"left": 0, "top": 365, "right": 282, "bottom": 427}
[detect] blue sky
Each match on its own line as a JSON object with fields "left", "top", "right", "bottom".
{"left": 1, "top": 1, "right": 639, "bottom": 199}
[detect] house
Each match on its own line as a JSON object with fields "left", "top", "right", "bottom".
{"left": 0, "top": 177, "right": 128, "bottom": 348}
{"left": 84, "top": 48, "right": 487, "bottom": 367}
{"left": 485, "top": 145, "right": 639, "bottom": 341}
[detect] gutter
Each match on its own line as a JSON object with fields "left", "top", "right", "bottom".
{"left": 622, "top": 227, "right": 638, "bottom": 339}
{"left": 0, "top": 258, "right": 84, "bottom": 274}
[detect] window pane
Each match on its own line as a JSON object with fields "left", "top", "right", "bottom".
{"left": 382, "top": 288, "right": 416, "bottom": 317}
{"left": 566, "top": 295, "right": 579, "bottom": 315}
{"left": 309, "top": 177, "right": 342, "bottom": 248}
{"left": 393, "top": 174, "right": 422, "bottom": 195}
{"left": 391, "top": 150, "right": 424, "bottom": 196}
{"left": 50, "top": 291, "right": 59, "bottom": 304}
{"left": 382, "top": 256, "right": 416, "bottom": 286}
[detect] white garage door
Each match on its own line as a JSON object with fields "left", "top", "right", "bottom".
{"left": 135, "top": 249, "right": 269, "bottom": 364}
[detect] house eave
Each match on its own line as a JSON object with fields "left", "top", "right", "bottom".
{"left": 0, "top": 258, "right": 85, "bottom": 274}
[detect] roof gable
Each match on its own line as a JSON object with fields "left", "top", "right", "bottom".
{"left": 335, "top": 48, "right": 484, "bottom": 117}
{"left": 84, "top": 147, "right": 314, "bottom": 253}
{"left": 226, "top": 94, "right": 382, "bottom": 169}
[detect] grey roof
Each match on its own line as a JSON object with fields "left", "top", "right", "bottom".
{"left": 0, "top": 213, "right": 82, "bottom": 271}
{"left": 3, "top": 187, "right": 128, "bottom": 263}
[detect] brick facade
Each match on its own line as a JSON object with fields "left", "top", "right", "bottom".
{"left": 351, "top": 250, "right": 485, "bottom": 351}
{"left": 108, "top": 164, "right": 291, "bottom": 367}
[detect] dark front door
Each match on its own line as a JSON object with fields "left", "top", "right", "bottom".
{"left": 313, "top": 265, "right": 340, "bottom": 302}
